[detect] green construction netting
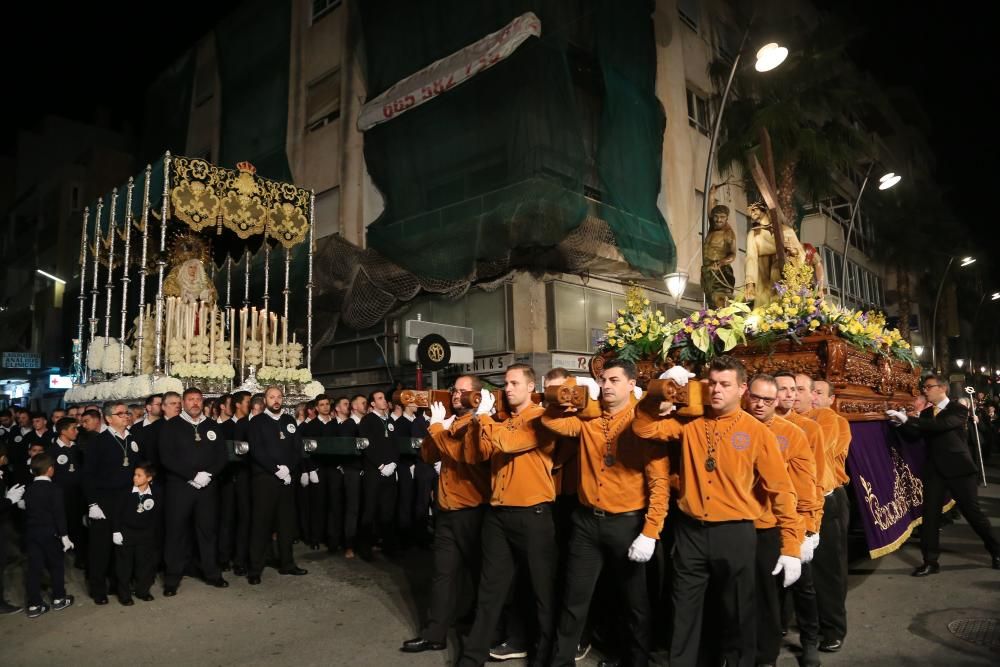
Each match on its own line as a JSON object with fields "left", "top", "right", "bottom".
{"left": 360, "top": 0, "right": 674, "bottom": 281}
{"left": 216, "top": 0, "right": 292, "bottom": 181}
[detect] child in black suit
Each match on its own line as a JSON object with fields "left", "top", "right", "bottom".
{"left": 112, "top": 462, "right": 161, "bottom": 605}
{"left": 24, "top": 453, "right": 75, "bottom": 618}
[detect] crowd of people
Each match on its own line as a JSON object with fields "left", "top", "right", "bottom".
{"left": 1, "top": 357, "right": 997, "bottom": 667}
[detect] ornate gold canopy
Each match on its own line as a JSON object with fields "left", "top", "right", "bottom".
{"left": 170, "top": 157, "right": 310, "bottom": 248}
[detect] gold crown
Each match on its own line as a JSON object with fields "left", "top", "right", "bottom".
{"left": 168, "top": 231, "right": 212, "bottom": 266}
{"left": 236, "top": 161, "right": 257, "bottom": 175}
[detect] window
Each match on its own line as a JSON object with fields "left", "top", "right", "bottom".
{"left": 306, "top": 69, "right": 341, "bottom": 132}
{"left": 548, "top": 282, "right": 641, "bottom": 353}
{"left": 678, "top": 0, "right": 699, "bottom": 32}
{"left": 312, "top": 0, "right": 341, "bottom": 23}
{"left": 687, "top": 88, "right": 711, "bottom": 135}
{"left": 313, "top": 187, "right": 340, "bottom": 240}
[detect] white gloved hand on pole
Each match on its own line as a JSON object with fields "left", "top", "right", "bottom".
{"left": 576, "top": 377, "right": 601, "bottom": 401}
{"left": 476, "top": 389, "right": 496, "bottom": 416}
{"left": 429, "top": 402, "right": 447, "bottom": 427}
{"left": 659, "top": 366, "right": 696, "bottom": 386}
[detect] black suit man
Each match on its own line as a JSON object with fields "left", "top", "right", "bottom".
{"left": 889, "top": 374, "right": 1000, "bottom": 575}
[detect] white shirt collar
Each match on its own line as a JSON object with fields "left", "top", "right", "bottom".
{"left": 350, "top": 414, "right": 362, "bottom": 424}
{"left": 20, "top": 426, "right": 31, "bottom": 435}
{"left": 99, "top": 424, "right": 108, "bottom": 433}
{"left": 402, "top": 413, "right": 416, "bottom": 422}
{"left": 180, "top": 412, "right": 207, "bottom": 426}
{"left": 57, "top": 438, "right": 73, "bottom": 448}
{"left": 108, "top": 426, "right": 129, "bottom": 439}
{"left": 936, "top": 398, "right": 950, "bottom": 411}
{"left": 35, "top": 476, "right": 52, "bottom": 482}
{"left": 132, "top": 484, "right": 152, "bottom": 495}
{"left": 142, "top": 416, "right": 157, "bottom": 428}
{"left": 266, "top": 410, "right": 283, "bottom": 421}
{"left": 317, "top": 414, "right": 332, "bottom": 424}
{"left": 336, "top": 416, "right": 348, "bottom": 424}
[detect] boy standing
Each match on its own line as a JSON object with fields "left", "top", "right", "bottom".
{"left": 112, "top": 463, "right": 161, "bottom": 605}
{"left": 24, "top": 453, "right": 75, "bottom": 618}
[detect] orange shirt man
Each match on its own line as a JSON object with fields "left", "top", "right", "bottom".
{"left": 542, "top": 359, "right": 669, "bottom": 666}
{"left": 457, "top": 364, "right": 559, "bottom": 667}
{"left": 632, "top": 356, "right": 801, "bottom": 667}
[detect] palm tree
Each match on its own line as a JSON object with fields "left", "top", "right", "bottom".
{"left": 710, "top": 21, "right": 873, "bottom": 227}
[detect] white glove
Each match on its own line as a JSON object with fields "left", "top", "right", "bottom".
{"left": 800, "top": 538, "right": 815, "bottom": 564}
{"left": 772, "top": 555, "right": 802, "bottom": 587}
{"left": 885, "top": 409, "right": 907, "bottom": 424}
{"left": 633, "top": 386, "right": 644, "bottom": 400}
{"left": 442, "top": 415, "right": 456, "bottom": 431}
{"left": 193, "top": 471, "right": 212, "bottom": 488}
{"left": 430, "top": 401, "right": 447, "bottom": 427}
{"left": 89, "top": 504, "right": 106, "bottom": 521}
{"left": 113, "top": 532, "right": 124, "bottom": 546}
{"left": 433, "top": 461, "right": 442, "bottom": 475}
{"left": 659, "top": 366, "right": 696, "bottom": 386}
{"left": 4, "top": 483, "right": 25, "bottom": 504}
{"left": 61, "top": 536, "right": 74, "bottom": 552}
{"left": 276, "top": 465, "right": 291, "bottom": 485}
{"left": 476, "top": 389, "right": 496, "bottom": 416}
{"left": 627, "top": 534, "right": 656, "bottom": 563}
{"left": 300, "top": 472, "right": 310, "bottom": 487}
{"left": 380, "top": 462, "right": 397, "bottom": 477}
{"left": 576, "top": 377, "right": 601, "bottom": 401}
{"left": 808, "top": 532, "right": 820, "bottom": 551}
{"left": 309, "top": 470, "right": 319, "bottom": 484}
{"left": 16, "top": 500, "right": 25, "bottom": 509}
{"left": 188, "top": 480, "right": 204, "bottom": 489}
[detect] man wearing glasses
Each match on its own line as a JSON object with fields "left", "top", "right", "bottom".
{"left": 887, "top": 375, "right": 1000, "bottom": 575}
{"left": 82, "top": 402, "right": 143, "bottom": 605}
{"left": 747, "top": 374, "right": 821, "bottom": 667}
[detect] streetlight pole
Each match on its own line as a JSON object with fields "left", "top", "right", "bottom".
{"left": 932, "top": 255, "right": 975, "bottom": 372}
{"left": 839, "top": 165, "right": 901, "bottom": 308}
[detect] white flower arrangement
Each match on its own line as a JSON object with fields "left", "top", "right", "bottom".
{"left": 172, "top": 362, "right": 236, "bottom": 380}
{"left": 302, "top": 380, "right": 325, "bottom": 398}
{"left": 65, "top": 374, "right": 185, "bottom": 404}
{"left": 243, "top": 341, "right": 262, "bottom": 367}
{"left": 87, "top": 338, "right": 135, "bottom": 375}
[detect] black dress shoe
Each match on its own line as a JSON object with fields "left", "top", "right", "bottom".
{"left": 248, "top": 575, "right": 262, "bottom": 585}
{"left": 400, "top": 637, "right": 446, "bottom": 653}
{"left": 118, "top": 597, "right": 134, "bottom": 606}
{"left": 278, "top": 566, "right": 308, "bottom": 576}
{"left": 93, "top": 595, "right": 109, "bottom": 605}
{"left": 233, "top": 564, "right": 248, "bottom": 577}
{"left": 819, "top": 638, "right": 844, "bottom": 652}
{"left": 206, "top": 577, "right": 230, "bottom": 588}
{"left": 163, "top": 586, "right": 178, "bottom": 597}
{"left": 136, "top": 593, "right": 155, "bottom": 602}
{"left": 911, "top": 562, "right": 940, "bottom": 577}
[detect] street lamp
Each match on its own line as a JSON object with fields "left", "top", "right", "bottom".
{"left": 840, "top": 163, "right": 901, "bottom": 307}
{"left": 956, "top": 358, "right": 965, "bottom": 369}
{"left": 36, "top": 269, "right": 66, "bottom": 285}
{"left": 701, "top": 30, "right": 789, "bottom": 301}
{"left": 931, "top": 255, "right": 975, "bottom": 372}
{"left": 664, "top": 272, "right": 689, "bottom": 305}
{"left": 913, "top": 345, "right": 925, "bottom": 358}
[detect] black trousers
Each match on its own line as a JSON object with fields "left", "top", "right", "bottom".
{"left": 670, "top": 516, "right": 756, "bottom": 667}
{"left": 26, "top": 530, "right": 65, "bottom": 606}
{"left": 360, "top": 466, "right": 397, "bottom": 552}
{"left": 61, "top": 484, "right": 87, "bottom": 564}
{"left": 218, "top": 464, "right": 252, "bottom": 567}
{"left": 163, "top": 480, "right": 221, "bottom": 587}
{"left": 552, "top": 509, "right": 650, "bottom": 667}
{"left": 326, "top": 463, "right": 362, "bottom": 549}
{"left": 459, "top": 504, "right": 557, "bottom": 667}
{"left": 249, "top": 473, "right": 298, "bottom": 576}
{"left": 420, "top": 505, "right": 486, "bottom": 643}
{"left": 116, "top": 537, "right": 157, "bottom": 598}
{"left": 413, "top": 461, "right": 437, "bottom": 527}
{"left": 87, "top": 492, "right": 120, "bottom": 597}
{"left": 397, "top": 457, "right": 416, "bottom": 533}
{"left": 296, "top": 471, "right": 326, "bottom": 545}
{"left": 921, "top": 467, "right": 999, "bottom": 563}
{"left": 813, "top": 488, "right": 848, "bottom": 642}
{"left": 754, "top": 527, "right": 782, "bottom": 664}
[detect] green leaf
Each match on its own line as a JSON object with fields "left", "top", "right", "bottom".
{"left": 692, "top": 327, "right": 711, "bottom": 353}
{"left": 717, "top": 327, "right": 738, "bottom": 351}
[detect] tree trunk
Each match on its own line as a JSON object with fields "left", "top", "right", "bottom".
{"left": 896, "top": 262, "right": 911, "bottom": 341}
{"left": 777, "top": 160, "right": 798, "bottom": 230}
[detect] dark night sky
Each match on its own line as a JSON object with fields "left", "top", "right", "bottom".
{"left": 2, "top": 2, "right": 993, "bottom": 277}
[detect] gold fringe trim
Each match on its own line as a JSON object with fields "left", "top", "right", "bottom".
{"left": 867, "top": 499, "right": 956, "bottom": 559}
